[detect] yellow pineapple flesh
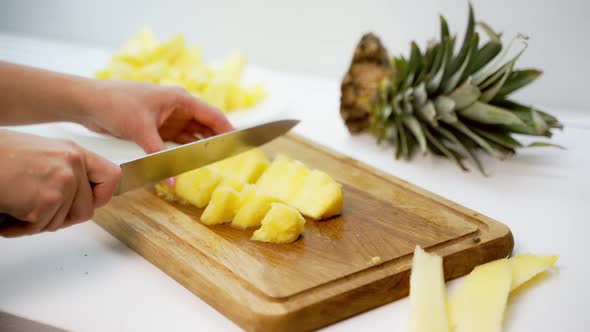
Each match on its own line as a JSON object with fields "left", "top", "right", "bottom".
{"left": 238, "top": 149, "right": 271, "bottom": 183}
{"left": 216, "top": 176, "right": 245, "bottom": 192}
{"left": 200, "top": 184, "right": 242, "bottom": 225}
{"left": 290, "top": 170, "right": 343, "bottom": 219}
{"left": 175, "top": 168, "right": 222, "bottom": 208}
{"left": 256, "top": 155, "right": 310, "bottom": 202}
{"left": 232, "top": 187, "right": 279, "bottom": 229}
{"left": 208, "top": 148, "right": 270, "bottom": 183}
{"left": 255, "top": 154, "right": 292, "bottom": 199}
{"left": 251, "top": 203, "right": 306, "bottom": 243}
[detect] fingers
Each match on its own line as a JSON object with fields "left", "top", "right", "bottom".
{"left": 174, "top": 91, "right": 234, "bottom": 134}
{"left": 64, "top": 157, "right": 94, "bottom": 225}
{"left": 66, "top": 180, "right": 94, "bottom": 224}
{"left": 42, "top": 187, "right": 75, "bottom": 232}
{"left": 83, "top": 149, "right": 122, "bottom": 209}
{"left": 174, "top": 132, "right": 199, "bottom": 145}
{"left": 186, "top": 121, "right": 215, "bottom": 138}
{"left": 134, "top": 125, "right": 166, "bottom": 154}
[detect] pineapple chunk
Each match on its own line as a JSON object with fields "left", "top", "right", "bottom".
{"left": 408, "top": 246, "right": 449, "bottom": 332}
{"left": 290, "top": 170, "right": 343, "bottom": 219}
{"left": 448, "top": 259, "right": 511, "bottom": 332}
{"left": 216, "top": 176, "right": 245, "bottom": 193}
{"left": 175, "top": 168, "right": 221, "bottom": 208}
{"left": 200, "top": 185, "right": 241, "bottom": 225}
{"left": 282, "top": 160, "right": 311, "bottom": 201}
{"left": 256, "top": 155, "right": 310, "bottom": 202}
{"left": 232, "top": 187, "right": 278, "bottom": 229}
{"left": 114, "top": 27, "right": 159, "bottom": 65}
{"left": 508, "top": 254, "right": 559, "bottom": 291}
{"left": 147, "top": 33, "right": 185, "bottom": 65}
{"left": 234, "top": 149, "right": 270, "bottom": 183}
{"left": 251, "top": 203, "right": 306, "bottom": 243}
{"left": 255, "top": 154, "right": 292, "bottom": 193}
{"left": 154, "top": 181, "right": 177, "bottom": 201}
{"left": 209, "top": 149, "right": 270, "bottom": 183}
{"left": 96, "top": 28, "right": 267, "bottom": 112}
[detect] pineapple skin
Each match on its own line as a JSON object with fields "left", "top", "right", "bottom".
{"left": 251, "top": 203, "right": 306, "bottom": 244}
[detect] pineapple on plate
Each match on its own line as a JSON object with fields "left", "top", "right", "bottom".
{"left": 96, "top": 28, "right": 267, "bottom": 113}
{"left": 340, "top": 4, "right": 562, "bottom": 174}
{"left": 251, "top": 203, "right": 306, "bottom": 244}
{"left": 232, "top": 186, "right": 279, "bottom": 229}
{"left": 175, "top": 167, "right": 222, "bottom": 208}
{"left": 290, "top": 170, "right": 343, "bottom": 219}
{"left": 200, "top": 184, "right": 242, "bottom": 225}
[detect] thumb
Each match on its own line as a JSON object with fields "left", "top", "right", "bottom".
{"left": 134, "top": 129, "right": 166, "bottom": 154}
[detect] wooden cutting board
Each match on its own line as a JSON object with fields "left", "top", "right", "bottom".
{"left": 94, "top": 134, "right": 513, "bottom": 332}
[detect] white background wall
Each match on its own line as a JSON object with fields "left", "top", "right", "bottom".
{"left": 1, "top": 0, "right": 588, "bottom": 110}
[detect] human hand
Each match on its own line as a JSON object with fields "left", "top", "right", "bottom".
{"left": 80, "top": 80, "right": 234, "bottom": 153}
{"left": 0, "top": 130, "right": 121, "bottom": 237}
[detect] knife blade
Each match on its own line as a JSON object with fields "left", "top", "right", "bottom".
{"left": 115, "top": 118, "right": 299, "bottom": 195}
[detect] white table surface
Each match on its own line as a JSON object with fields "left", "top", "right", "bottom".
{"left": 0, "top": 33, "right": 589, "bottom": 332}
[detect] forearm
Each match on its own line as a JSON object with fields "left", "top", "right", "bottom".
{"left": 0, "top": 61, "right": 95, "bottom": 125}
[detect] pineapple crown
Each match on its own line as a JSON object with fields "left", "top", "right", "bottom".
{"left": 364, "top": 4, "right": 562, "bottom": 174}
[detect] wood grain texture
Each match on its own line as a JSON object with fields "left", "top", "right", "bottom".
{"left": 94, "top": 134, "right": 514, "bottom": 332}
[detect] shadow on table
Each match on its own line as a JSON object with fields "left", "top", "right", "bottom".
{"left": 0, "top": 311, "right": 70, "bottom": 332}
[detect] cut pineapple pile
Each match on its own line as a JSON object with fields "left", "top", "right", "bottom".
{"left": 158, "top": 148, "right": 343, "bottom": 243}
{"left": 408, "top": 247, "right": 558, "bottom": 332}
{"left": 95, "top": 27, "right": 267, "bottom": 112}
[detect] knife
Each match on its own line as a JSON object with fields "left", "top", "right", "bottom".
{"left": 0, "top": 119, "right": 299, "bottom": 227}
{"left": 115, "top": 118, "right": 299, "bottom": 195}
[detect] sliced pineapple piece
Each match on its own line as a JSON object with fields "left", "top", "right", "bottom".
{"left": 200, "top": 184, "right": 241, "bottom": 225}
{"left": 234, "top": 149, "right": 270, "bottom": 183}
{"left": 154, "top": 181, "right": 177, "bottom": 201}
{"left": 290, "top": 170, "right": 343, "bottom": 219}
{"left": 146, "top": 33, "right": 185, "bottom": 65}
{"left": 255, "top": 155, "right": 291, "bottom": 199}
{"left": 251, "top": 203, "right": 306, "bottom": 244}
{"left": 282, "top": 160, "right": 311, "bottom": 202}
{"left": 216, "top": 176, "right": 245, "bottom": 192}
{"left": 508, "top": 254, "right": 559, "bottom": 291}
{"left": 256, "top": 155, "right": 310, "bottom": 202}
{"left": 175, "top": 168, "right": 222, "bottom": 208}
{"left": 408, "top": 246, "right": 450, "bottom": 332}
{"left": 209, "top": 149, "right": 270, "bottom": 183}
{"left": 448, "top": 258, "right": 512, "bottom": 332}
{"left": 232, "top": 187, "right": 279, "bottom": 229}
{"left": 113, "top": 27, "right": 160, "bottom": 66}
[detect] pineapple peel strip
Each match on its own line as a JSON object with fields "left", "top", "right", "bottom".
{"left": 407, "top": 248, "right": 559, "bottom": 332}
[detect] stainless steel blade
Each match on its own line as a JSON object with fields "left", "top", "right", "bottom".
{"left": 115, "top": 119, "right": 299, "bottom": 195}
